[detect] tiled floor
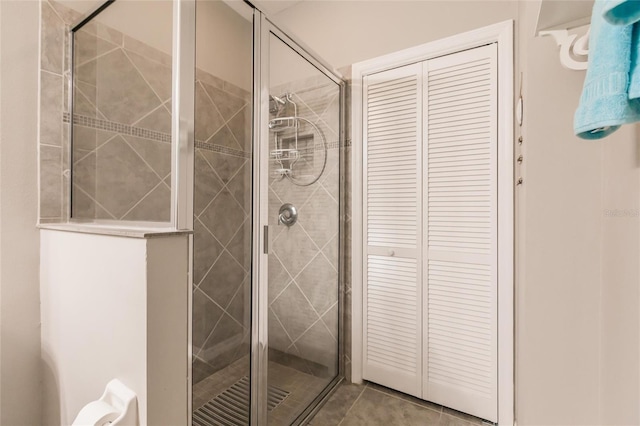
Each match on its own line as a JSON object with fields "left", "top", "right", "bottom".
{"left": 193, "top": 355, "right": 332, "bottom": 425}
{"left": 309, "top": 382, "right": 487, "bottom": 426}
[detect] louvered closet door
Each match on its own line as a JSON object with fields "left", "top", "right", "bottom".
{"left": 423, "top": 44, "right": 498, "bottom": 422}
{"left": 363, "top": 63, "right": 423, "bottom": 397}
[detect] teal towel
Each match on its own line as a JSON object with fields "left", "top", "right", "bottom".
{"left": 575, "top": 0, "right": 640, "bottom": 139}
{"left": 603, "top": 0, "right": 640, "bottom": 99}
{"left": 603, "top": 0, "right": 640, "bottom": 25}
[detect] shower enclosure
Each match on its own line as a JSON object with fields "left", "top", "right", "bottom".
{"left": 68, "top": 1, "right": 344, "bottom": 425}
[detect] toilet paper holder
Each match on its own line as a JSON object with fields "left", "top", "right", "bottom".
{"left": 72, "top": 379, "right": 137, "bottom": 426}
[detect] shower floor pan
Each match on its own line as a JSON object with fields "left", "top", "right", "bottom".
{"left": 193, "top": 376, "right": 290, "bottom": 426}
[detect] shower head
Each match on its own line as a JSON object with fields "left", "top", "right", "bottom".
{"left": 269, "top": 94, "right": 288, "bottom": 114}
{"left": 270, "top": 95, "right": 286, "bottom": 106}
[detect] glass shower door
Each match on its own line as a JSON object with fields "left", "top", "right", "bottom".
{"left": 191, "top": 2, "right": 255, "bottom": 425}
{"left": 264, "top": 28, "right": 342, "bottom": 425}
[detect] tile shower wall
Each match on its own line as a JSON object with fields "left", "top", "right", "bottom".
{"left": 268, "top": 76, "right": 343, "bottom": 378}
{"left": 39, "top": 0, "right": 253, "bottom": 385}
{"left": 191, "top": 74, "right": 252, "bottom": 383}
{"left": 70, "top": 21, "right": 174, "bottom": 221}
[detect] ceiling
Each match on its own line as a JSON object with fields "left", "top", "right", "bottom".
{"left": 251, "top": 0, "right": 305, "bottom": 16}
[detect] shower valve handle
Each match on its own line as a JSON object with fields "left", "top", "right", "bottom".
{"left": 278, "top": 203, "right": 298, "bottom": 227}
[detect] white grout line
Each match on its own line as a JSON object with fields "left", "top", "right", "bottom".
{"left": 74, "top": 45, "right": 121, "bottom": 70}
{"left": 130, "top": 102, "right": 169, "bottom": 130}
{"left": 336, "top": 384, "right": 367, "bottom": 426}
{"left": 121, "top": 134, "right": 168, "bottom": 183}
{"left": 72, "top": 184, "right": 117, "bottom": 220}
{"left": 118, "top": 179, "right": 165, "bottom": 220}
{"left": 122, "top": 48, "right": 166, "bottom": 106}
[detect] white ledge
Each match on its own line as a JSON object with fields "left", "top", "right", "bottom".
{"left": 38, "top": 223, "right": 192, "bottom": 239}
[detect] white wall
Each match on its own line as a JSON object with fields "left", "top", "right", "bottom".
{"left": 40, "top": 230, "right": 189, "bottom": 425}
{"left": 275, "top": 0, "right": 518, "bottom": 70}
{"left": 517, "top": 2, "right": 603, "bottom": 423}
{"left": 0, "top": 1, "right": 42, "bottom": 424}
{"left": 275, "top": 1, "right": 640, "bottom": 424}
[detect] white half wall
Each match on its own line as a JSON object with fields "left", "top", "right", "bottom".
{"left": 40, "top": 230, "right": 189, "bottom": 425}
{"left": 0, "top": 0, "right": 42, "bottom": 424}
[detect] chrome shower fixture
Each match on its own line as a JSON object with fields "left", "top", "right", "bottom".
{"left": 269, "top": 94, "right": 288, "bottom": 114}
{"left": 268, "top": 91, "right": 327, "bottom": 187}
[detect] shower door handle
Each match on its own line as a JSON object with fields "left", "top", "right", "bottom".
{"left": 264, "top": 226, "right": 269, "bottom": 254}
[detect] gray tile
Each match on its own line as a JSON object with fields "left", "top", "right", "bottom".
{"left": 94, "top": 135, "right": 160, "bottom": 218}
{"left": 193, "top": 218, "right": 224, "bottom": 285}
{"left": 124, "top": 135, "right": 171, "bottom": 178}
{"left": 226, "top": 219, "right": 250, "bottom": 271}
{"left": 95, "top": 49, "right": 162, "bottom": 124}
{"left": 195, "top": 72, "right": 224, "bottom": 93}
{"left": 93, "top": 22, "right": 124, "bottom": 47}
{"left": 40, "top": 72, "right": 63, "bottom": 147}
{"left": 202, "top": 81, "right": 247, "bottom": 122}
{"left": 321, "top": 302, "right": 339, "bottom": 339}
{"left": 322, "top": 234, "right": 339, "bottom": 271}
{"left": 40, "top": 145, "right": 62, "bottom": 218}
{"left": 195, "top": 82, "right": 225, "bottom": 142}
{"left": 209, "top": 124, "right": 242, "bottom": 151}
{"left": 295, "top": 254, "right": 338, "bottom": 315}
{"left": 192, "top": 356, "right": 216, "bottom": 385}
{"left": 199, "top": 189, "right": 246, "bottom": 246}
{"left": 71, "top": 184, "right": 96, "bottom": 219}
{"left": 74, "top": 29, "right": 119, "bottom": 69}
{"left": 271, "top": 283, "right": 318, "bottom": 342}
{"left": 125, "top": 49, "right": 172, "bottom": 102}
{"left": 268, "top": 308, "right": 293, "bottom": 353}
{"left": 123, "top": 35, "right": 172, "bottom": 67}
{"left": 227, "top": 105, "right": 252, "bottom": 152}
{"left": 192, "top": 288, "right": 224, "bottom": 350}
{"left": 194, "top": 150, "right": 224, "bottom": 216}
{"left": 133, "top": 104, "right": 171, "bottom": 134}
{"left": 308, "top": 383, "right": 364, "bottom": 426}
{"left": 73, "top": 151, "right": 96, "bottom": 198}
{"left": 204, "top": 312, "right": 244, "bottom": 351}
{"left": 73, "top": 125, "right": 97, "bottom": 152}
{"left": 121, "top": 183, "right": 170, "bottom": 222}
{"left": 223, "top": 80, "right": 251, "bottom": 102}
{"left": 341, "top": 387, "right": 442, "bottom": 426}
{"left": 441, "top": 407, "right": 485, "bottom": 425}
{"left": 41, "top": 1, "right": 64, "bottom": 74}
{"left": 74, "top": 81, "right": 98, "bottom": 117}
{"left": 226, "top": 277, "right": 249, "bottom": 326}
{"left": 268, "top": 188, "right": 285, "bottom": 241}
{"left": 200, "top": 150, "right": 245, "bottom": 185}
{"left": 367, "top": 382, "right": 444, "bottom": 414}
{"left": 199, "top": 250, "right": 246, "bottom": 310}
{"left": 270, "top": 172, "right": 315, "bottom": 211}
{"left": 294, "top": 320, "right": 337, "bottom": 373}
{"left": 272, "top": 224, "right": 319, "bottom": 278}
{"left": 268, "top": 254, "right": 292, "bottom": 304}
{"left": 438, "top": 414, "right": 477, "bottom": 426}
{"left": 75, "top": 58, "right": 97, "bottom": 87}
{"left": 226, "top": 160, "right": 250, "bottom": 212}
{"left": 48, "top": 0, "right": 83, "bottom": 25}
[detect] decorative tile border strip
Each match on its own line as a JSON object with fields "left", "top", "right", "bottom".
{"left": 195, "top": 140, "right": 250, "bottom": 159}
{"left": 63, "top": 113, "right": 171, "bottom": 143}
{"left": 63, "top": 113, "right": 348, "bottom": 160}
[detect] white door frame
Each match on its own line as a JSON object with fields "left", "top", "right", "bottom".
{"left": 350, "top": 20, "right": 514, "bottom": 425}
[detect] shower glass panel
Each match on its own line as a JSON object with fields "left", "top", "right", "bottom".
{"left": 191, "top": 1, "right": 254, "bottom": 424}
{"left": 266, "top": 32, "right": 341, "bottom": 425}
{"left": 70, "top": 2, "right": 174, "bottom": 222}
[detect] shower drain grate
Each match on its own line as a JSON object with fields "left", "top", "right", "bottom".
{"left": 193, "top": 376, "right": 290, "bottom": 426}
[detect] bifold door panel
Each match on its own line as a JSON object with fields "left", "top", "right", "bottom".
{"left": 362, "top": 44, "right": 498, "bottom": 422}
